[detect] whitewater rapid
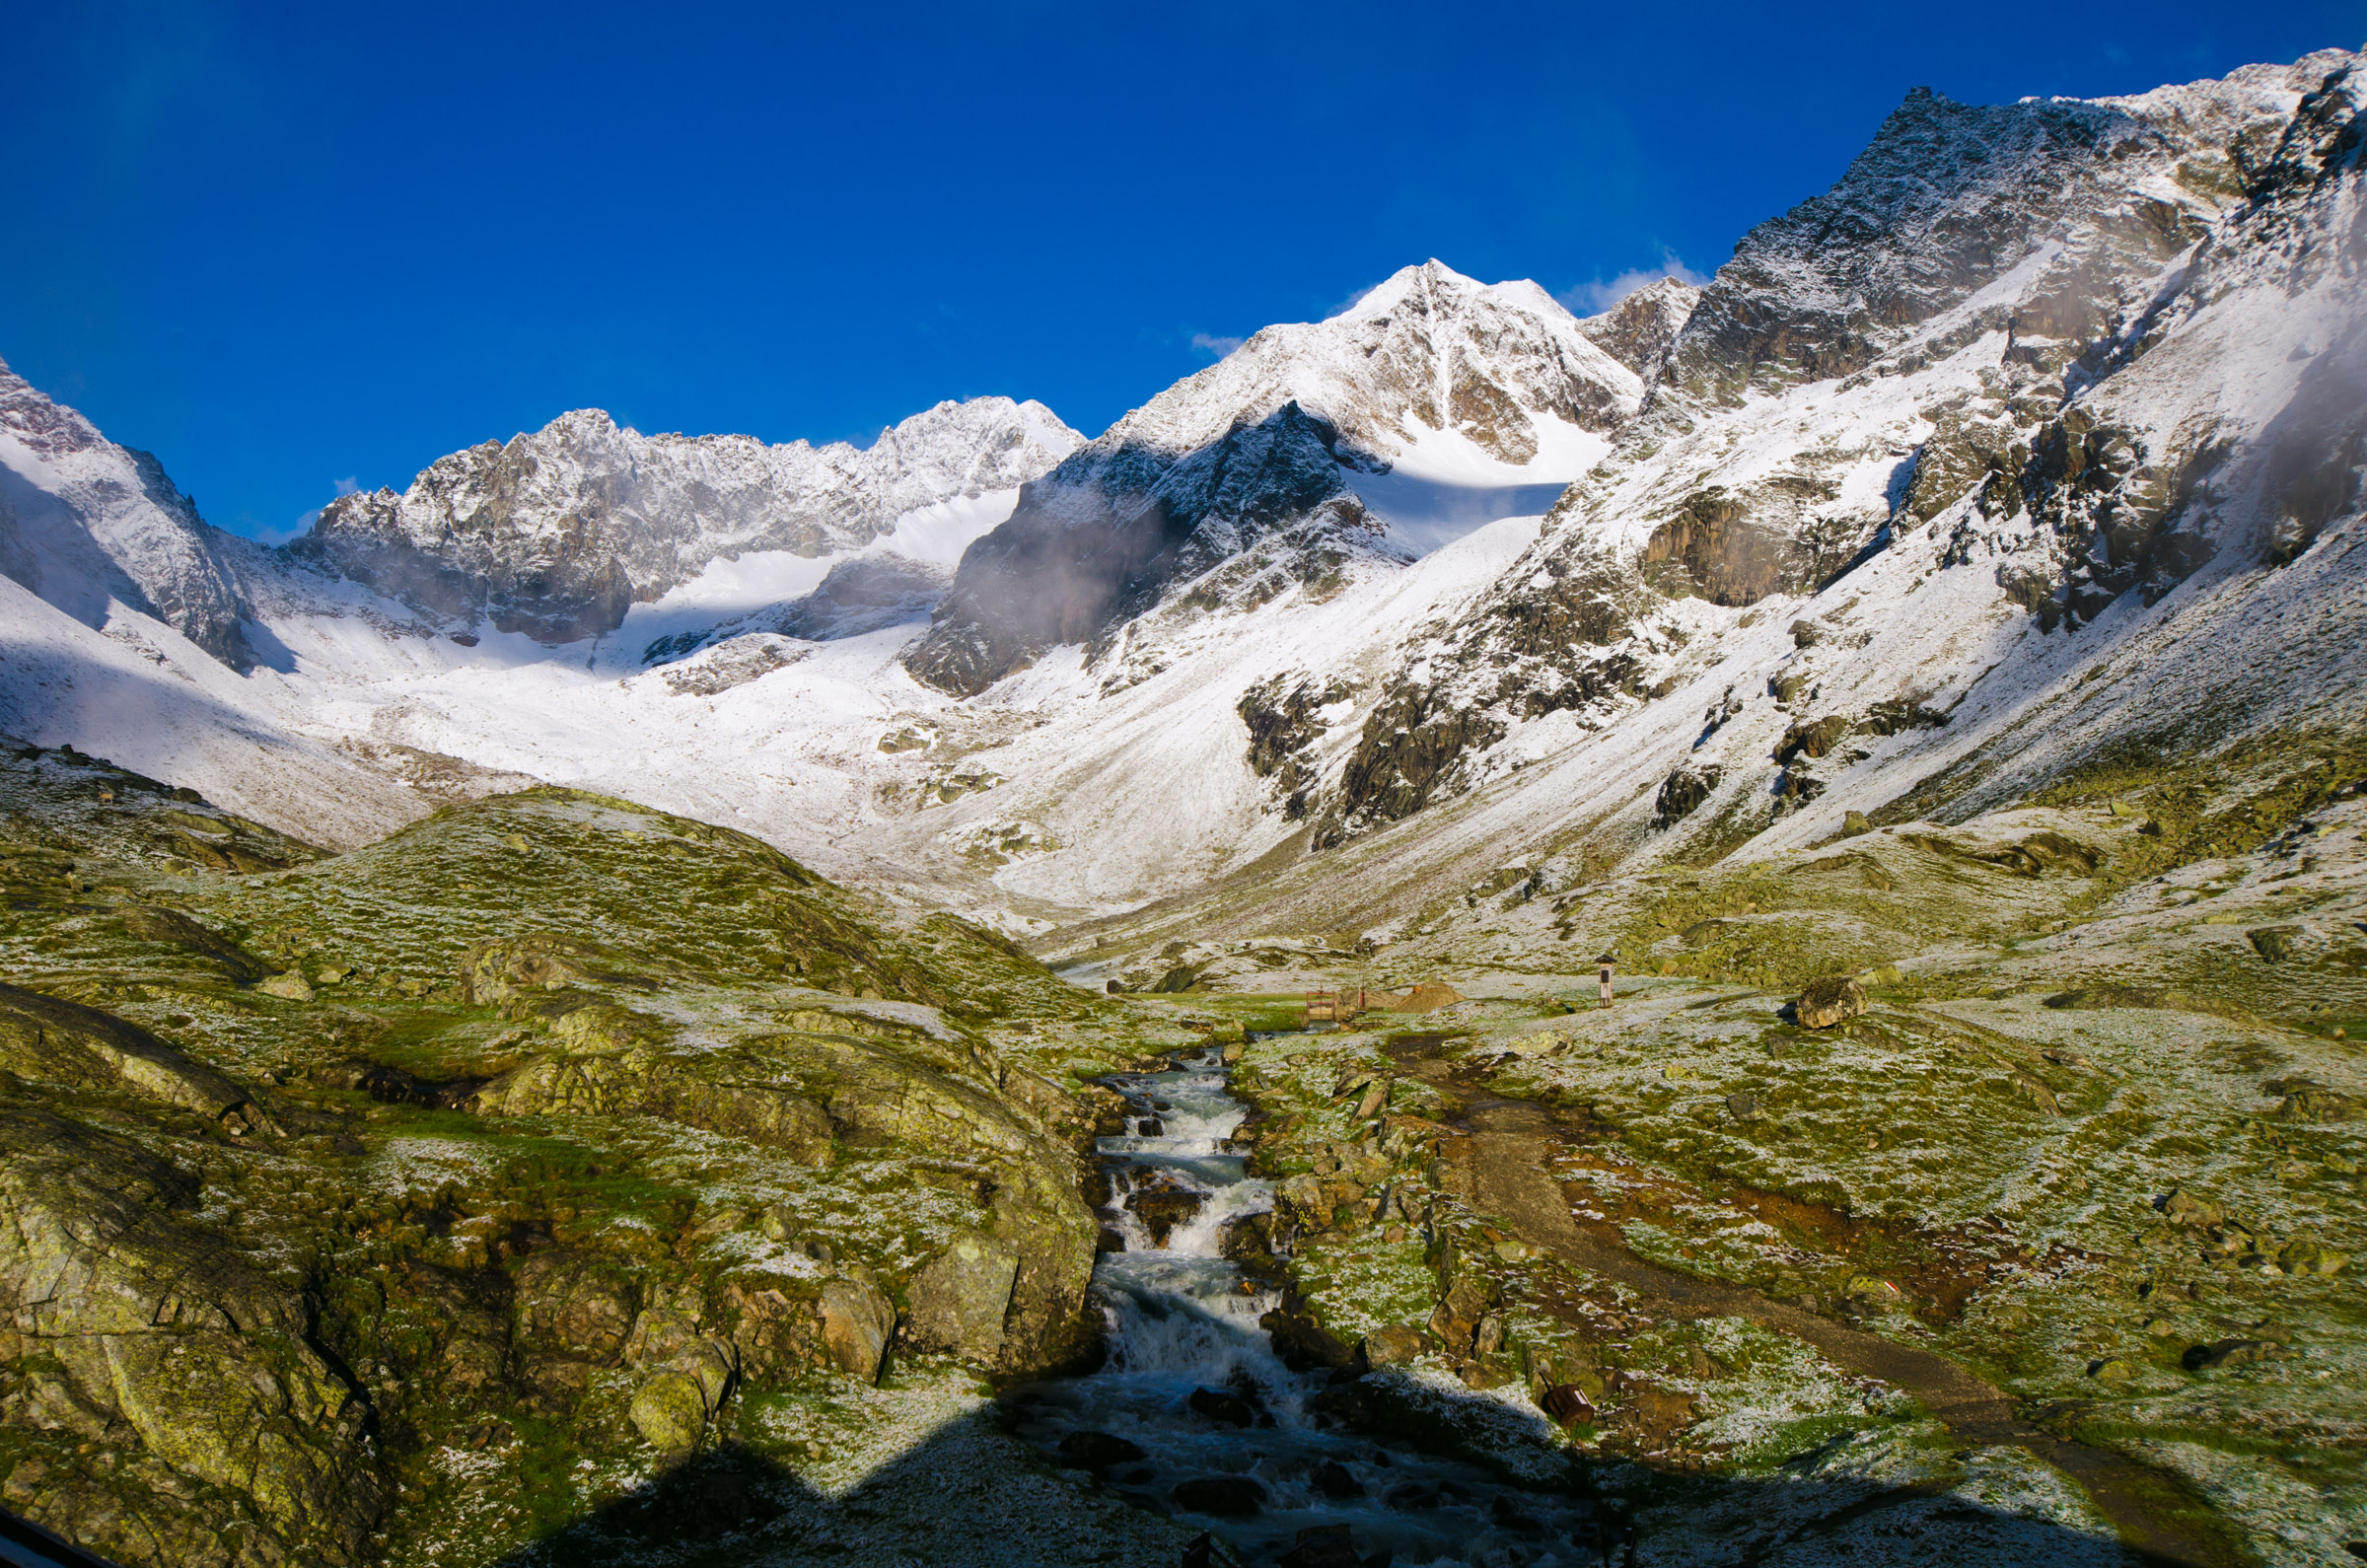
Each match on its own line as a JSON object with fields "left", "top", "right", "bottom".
{"left": 1010, "top": 1048, "right": 1616, "bottom": 1567}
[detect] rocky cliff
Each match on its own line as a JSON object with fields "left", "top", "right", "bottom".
{"left": 1281, "top": 50, "right": 2367, "bottom": 850}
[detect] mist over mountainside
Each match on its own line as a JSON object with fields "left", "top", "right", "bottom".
{"left": 5, "top": 45, "right": 2367, "bottom": 1568}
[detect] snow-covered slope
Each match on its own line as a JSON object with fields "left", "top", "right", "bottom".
{"left": 0, "top": 355, "right": 258, "bottom": 667}
{"left": 905, "top": 260, "right": 1642, "bottom": 694}
{"left": 1058, "top": 47, "right": 2367, "bottom": 943}
{"left": 2, "top": 50, "right": 2360, "bottom": 945}
{"left": 303, "top": 397, "right": 1082, "bottom": 642}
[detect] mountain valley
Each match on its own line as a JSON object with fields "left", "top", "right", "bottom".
{"left": 3, "top": 44, "right": 2366, "bottom": 1568}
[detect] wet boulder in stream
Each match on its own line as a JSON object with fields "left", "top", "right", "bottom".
{"left": 1055, "top": 1430, "right": 1147, "bottom": 1471}
{"left": 1186, "top": 1386, "right": 1257, "bottom": 1427}
{"left": 1122, "top": 1171, "right": 1207, "bottom": 1246}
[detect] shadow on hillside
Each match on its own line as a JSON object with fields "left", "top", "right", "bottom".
{"left": 482, "top": 1381, "right": 2228, "bottom": 1568}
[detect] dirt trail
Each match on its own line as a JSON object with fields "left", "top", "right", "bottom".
{"left": 1450, "top": 1097, "right": 2238, "bottom": 1567}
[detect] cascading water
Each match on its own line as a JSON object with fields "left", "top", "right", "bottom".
{"left": 1011, "top": 1048, "right": 1617, "bottom": 1568}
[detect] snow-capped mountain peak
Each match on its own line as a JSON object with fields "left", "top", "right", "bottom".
{"left": 904, "top": 259, "right": 1643, "bottom": 694}
{"left": 1576, "top": 276, "right": 1702, "bottom": 390}
{"left": 300, "top": 394, "right": 1083, "bottom": 643}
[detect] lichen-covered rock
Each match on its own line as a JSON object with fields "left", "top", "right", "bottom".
{"left": 2247, "top": 924, "right": 2302, "bottom": 962}
{"left": 2274, "top": 1088, "right": 2362, "bottom": 1122}
{"left": 1361, "top": 1325, "right": 1427, "bottom": 1368}
{"left": 512, "top": 1249, "right": 639, "bottom": 1363}
{"left": 460, "top": 934, "right": 657, "bottom": 1007}
{"left": 720, "top": 1277, "right": 822, "bottom": 1381}
{"left": 816, "top": 1278, "right": 896, "bottom": 1382}
{"left": 1794, "top": 975, "right": 1868, "bottom": 1029}
{"left": 256, "top": 970, "right": 314, "bottom": 1001}
{"left": 0, "top": 984, "right": 251, "bottom": 1122}
{"left": 628, "top": 1370, "right": 708, "bottom": 1455}
{"left": 904, "top": 1237, "right": 1020, "bottom": 1362}
{"left": 117, "top": 905, "right": 270, "bottom": 984}
{"left": 626, "top": 1327, "right": 734, "bottom": 1454}
{"left": 471, "top": 1035, "right": 837, "bottom": 1165}
{"left": 0, "top": 1109, "right": 384, "bottom": 1563}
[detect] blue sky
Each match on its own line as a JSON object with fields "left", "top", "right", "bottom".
{"left": 3, "top": 2, "right": 2360, "bottom": 540}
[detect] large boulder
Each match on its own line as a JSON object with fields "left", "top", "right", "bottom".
{"left": 816, "top": 1278, "right": 896, "bottom": 1382}
{"left": 1794, "top": 975, "right": 1867, "bottom": 1029}
{"left": 628, "top": 1371, "right": 709, "bottom": 1455}
{"left": 626, "top": 1324, "right": 736, "bottom": 1455}
{"left": 904, "top": 1237, "right": 1019, "bottom": 1362}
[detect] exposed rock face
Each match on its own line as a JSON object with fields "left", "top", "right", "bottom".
{"left": 904, "top": 1236, "right": 1020, "bottom": 1361}
{"left": 0, "top": 751, "right": 1119, "bottom": 1564}
{"left": 300, "top": 397, "right": 1080, "bottom": 643}
{"left": 910, "top": 401, "right": 1364, "bottom": 695}
{"left": 0, "top": 982, "right": 255, "bottom": 1125}
{"left": 1655, "top": 74, "right": 2267, "bottom": 407}
{"left": 1318, "top": 529, "right": 1651, "bottom": 841}
{"left": 1653, "top": 765, "right": 1723, "bottom": 829}
{"left": 1239, "top": 674, "right": 1353, "bottom": 815}
{"left": 772, "top": 553, "right": 950, "bottom": 641}
{"left": 815, "top": 1278, "right": 896, "bottom": 1382}
{"left": 1577, "top": 276, "right": 1701, "bottom": 389}
{"left": 906, "top": 261, "right": 1642, "bottom": 693}
{"left": 1255, "top": 52, "right": 2364, "bottom": 854}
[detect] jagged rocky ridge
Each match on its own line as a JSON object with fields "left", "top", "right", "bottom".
{"left": 0, "top": 55, "right": 2360, "bottom": 928}
{"left": 300, "top": 398, "right": 1081, "bottom": 643}
{"left": 3, "top": 45, "right": 2367, "bottom": 1568}
{"left": 1575, "top": 275, "right": 1701, "bottom": 387}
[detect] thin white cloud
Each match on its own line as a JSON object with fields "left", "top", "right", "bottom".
{"left": 1190, "top": 331, "right": 1246, "bottom": 360}
{"left": 1558, "top": 250, "right": 1710, "bottom": 316}
{"left": 1324, "top": 282, "right": 1382, "bottom": 320}
{"left": 266, "top": 476, "right": 366, "bottom": 545}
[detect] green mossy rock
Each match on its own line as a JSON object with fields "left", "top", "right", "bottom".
{"left": 627, "top": 1370, "right": 708, "bottom": 1453}
{"left": 0, "top": 983, "right": 251, "bottom": 1122}
{"left": 0, "top": 751, "right": 1123, "bottom": 1565}
{"left": 905, "top": 1236, "right": 1020, "bottom": 1361}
